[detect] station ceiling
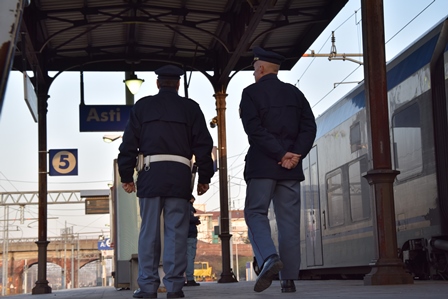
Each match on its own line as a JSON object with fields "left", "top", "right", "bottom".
{"left": 15, "top": 0, "right": 348, "bottom": 87}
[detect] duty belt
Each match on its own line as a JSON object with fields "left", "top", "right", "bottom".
{"left": 136, "top": 154, "right": 191, "bottom": 171}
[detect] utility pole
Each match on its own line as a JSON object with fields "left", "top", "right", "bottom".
{"left": 76, "top": 234, "right": 80, "bottom": 288}
{"left": 23, "top": 259, "right": 28, "bottom": 293}
{"left": 71, "top": 240, "right": 74, "bottom": 289}
{"left": 2, "top": 206, "right": 9, "bottom": 296}
{"left": 235, "top": 239, "right": 239, "bottom": 281}
{"left": 63, "top": 222, "right": 67, "bottom": 289}
{"left": 102, "top": 253, "right": 107, "bottom": 286}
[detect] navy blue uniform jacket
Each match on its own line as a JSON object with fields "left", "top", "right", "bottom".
{"left": 118, "top": 87, "right": 214, "bottom": 200}
{"left": 239, "top": 74, "right": 317, "bottom": 181}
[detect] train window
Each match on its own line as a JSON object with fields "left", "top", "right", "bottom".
{"left": 327, "top": 171, "right": 344, "bottom": 227}
{"left": 348, "top": 158, "right": 371, "bottom": 222}
{"left": 392, "top": 103, "right": 423, "bottom": 180}
{"left": 350, "top": 122, "right": 361, "bottom": 152}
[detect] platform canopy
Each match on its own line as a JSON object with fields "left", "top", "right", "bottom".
{"left": 14, "top": 0, "right": 348, "bottom": 88}
{"left": 9, "top": 0, "right": 349, "bottom": 292}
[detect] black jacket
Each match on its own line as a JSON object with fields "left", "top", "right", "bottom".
{"left": 118, "top": 87, "right": 214, "bottom": 199}
{"left": 239, "top": 74, "right": 316, "bottom": 181}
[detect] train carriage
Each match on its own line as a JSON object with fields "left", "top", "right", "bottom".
{"left": 270, "top": 16, "right": 448, "bottom": 280}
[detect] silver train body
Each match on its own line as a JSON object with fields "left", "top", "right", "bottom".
{"left": 269, "top": 17, "right": 448, "bottom": 280}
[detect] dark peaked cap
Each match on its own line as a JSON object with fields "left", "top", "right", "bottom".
{"left": 252, "top": 46, "right": 285, "bottom": 65}
{"left": 155, "top": 65, "right": 184, "bottom": 80}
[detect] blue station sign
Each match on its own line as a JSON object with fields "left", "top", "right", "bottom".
{"left": 79, "top": 104, "right": 132, "bottom": 132}
{"left": 98, "top": 238, "right": 113, "bottom": 250}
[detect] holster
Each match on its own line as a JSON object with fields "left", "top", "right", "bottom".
{"left": 191, "top": 163, "right": 198, "bottom": 192}
{"left": 136, "top": 153, "right": 145, "bottom": 172}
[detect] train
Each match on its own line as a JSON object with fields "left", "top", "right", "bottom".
{"left": 267, "top": 17, "right": 448, "bottom": 280}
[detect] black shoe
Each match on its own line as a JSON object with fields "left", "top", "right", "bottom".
{"left": 133, "top": 288, "right": 157, "bottom": 298}
{"left": 281, "top": 280, "right": 296, "bottom": 293}
{"left": 254, "top": 254, "right": 283, "bottom": 292}
{"left": 184, "top": 280, "right": 200, "bottom": 286}
{"left": 167, "top": 290, "right": 185, "bottom": 298}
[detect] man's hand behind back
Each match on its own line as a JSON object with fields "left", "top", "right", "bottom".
{"left": 278, "top": 152, "right": 301, "bottom": 169}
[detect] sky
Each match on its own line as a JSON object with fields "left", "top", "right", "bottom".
{"left": 1, "top": 0, "right": 447, "bottom": 239}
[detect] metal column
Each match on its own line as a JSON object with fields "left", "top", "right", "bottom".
{"left": 361, "top": 0, "right": 413, "bottom": 285}
{"left": 214, "top": 90, "right": 237, "bottom": 283}
{"left": 33, "top": 82, "right": 52, "bottom": 294}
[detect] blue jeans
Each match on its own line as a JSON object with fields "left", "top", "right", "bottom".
{"left": 185, "top": 237, "right": 198, "bottom": 281}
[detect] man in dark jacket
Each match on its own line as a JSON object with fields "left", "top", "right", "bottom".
{"left": 239, "top": 47, "right": 317, "bottom": 293}
{"left": 118, "top": 65, "right": 214, "bottom": 299}
{"left": 184, "top": 195, "right": 201, "bottom": 286}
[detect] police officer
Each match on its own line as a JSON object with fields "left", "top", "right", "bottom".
{"left": 118, "top": 65, "right": 214, "bottom": 299}
{"left": 239, "top": 47, "right": 316, "bottom": 293}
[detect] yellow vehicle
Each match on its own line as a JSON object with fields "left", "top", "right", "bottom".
{"left": 193, "top": 262, "right": 215, "bottom": 281}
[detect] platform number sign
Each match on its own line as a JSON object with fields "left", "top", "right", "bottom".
{"left": 49, "top": 149, "right": 78, "bottom": 176}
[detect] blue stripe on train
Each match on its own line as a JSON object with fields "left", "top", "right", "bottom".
{"left": 315, "top": 32, "right": 444, "bottom": 140}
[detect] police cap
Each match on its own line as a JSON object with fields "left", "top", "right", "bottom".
{"left": 155, "top": 65, "right": 184, "bottom": 80}
{"left": 252, "top": 46, "right": 285, "bottom": 65}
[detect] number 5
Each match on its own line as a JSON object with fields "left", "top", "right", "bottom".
{"left": 59, "top": 154, "right": 70, "bottom": 169}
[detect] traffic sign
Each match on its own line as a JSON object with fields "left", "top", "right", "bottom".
{"left": 49, "top": 149, "right": 78, "bottom": 176}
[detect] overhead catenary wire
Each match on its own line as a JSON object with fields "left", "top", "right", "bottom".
{"left": 385, "top": 0, "right": 436, "bottom": 44}
{"left": 296, "top": 8, "right": 361, "bottom": 86}
{"left": 311, "top": 65, "right": 362, "bottom": 109}
{"left": 0, "top": 152, "right": 248, "bottom": 188}
{"left": 304, "top": 0, "right": 436, "bottom": 111}
{"left": 197, "top": 145, "right": 248, "bottom": 208}
{"left": 0, "top": 171, "right": 20, "bottom": 192}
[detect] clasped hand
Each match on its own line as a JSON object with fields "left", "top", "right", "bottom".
{"left": 278, "top": 152, "right": 301, "bottom": 169}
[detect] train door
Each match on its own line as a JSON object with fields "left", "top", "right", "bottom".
{"left": 303, "top": 146, "right": 323, "bottom": 266}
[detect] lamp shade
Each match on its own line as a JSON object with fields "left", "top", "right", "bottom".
{"left": 124, "top": 74, "right": 144, "bottom": 95}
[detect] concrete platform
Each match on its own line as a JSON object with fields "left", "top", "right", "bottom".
{"left": 3, "top": 280, "right": 448, "bottom": 299}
